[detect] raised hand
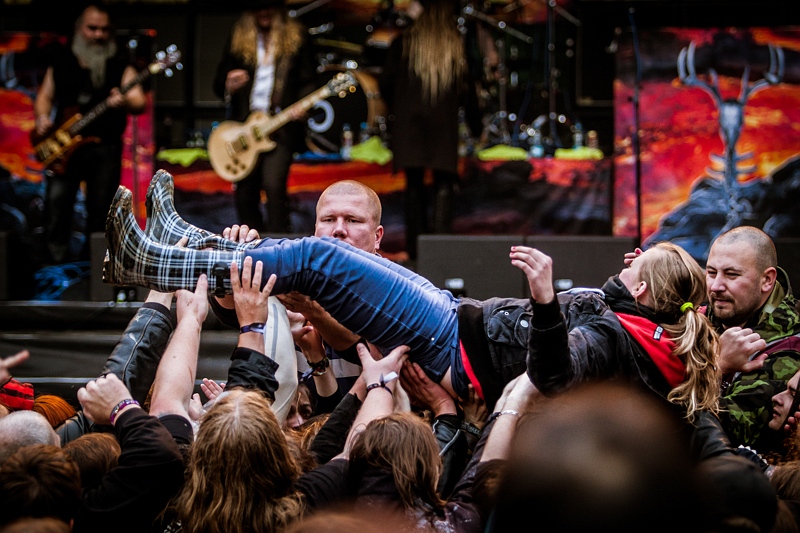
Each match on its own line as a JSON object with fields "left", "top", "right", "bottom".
{"left": 0, "top": 350, "right": 29, "bottom": 387}
{"left": 77, "top": 374, "right": 137, "bottom": 425}
{"left": 231, "top": 256, "right": 276, "bottom": 327}
{"left": 400, "top": 360, "right": 456, "bottom": 416}
{"left": 718, "top": 327, "right": 768, "bottom": 375}
{"left": 176, "top": 273, "right": 209, "bottom": 326}
{"left": 223, "top": 224, "right": 259, "bottom": 244}
{"left": 623, "top": 247, "right": 643, "bottom": 267}
{"left": 510, "top": 245, "right": 555, "bottom": 304}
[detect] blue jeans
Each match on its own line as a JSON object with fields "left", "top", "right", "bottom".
{"left": 245, "top": 236, "right": 460, "bottom": 385}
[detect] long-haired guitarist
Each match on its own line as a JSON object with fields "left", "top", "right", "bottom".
{"left": 212, "top": 0, "right": 316, "bottom": 234}
{"left": 33, "top": 4, "right": 146, "bottom": 265}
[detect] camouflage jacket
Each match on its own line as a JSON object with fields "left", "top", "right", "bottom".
{"left": 713, "top": 267, "right": 800, "bottom": 454}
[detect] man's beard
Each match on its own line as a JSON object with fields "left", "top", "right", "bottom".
{"left": 72, "top": 33, "right": 118, "bottom": 88}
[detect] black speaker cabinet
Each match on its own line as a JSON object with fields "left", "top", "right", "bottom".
{"left": 90, "top": 232, "right": 146, "bottom": 302}
{"left": 416, "top": 235, "right": 527, "bottom": 300}
{"left": 524, "top": 235, "right": 638, "bottom": 294}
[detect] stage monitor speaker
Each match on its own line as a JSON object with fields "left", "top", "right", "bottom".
{"left": 524, "top": 235, "right": 637, "bottom": 294}
{"left": 90, "top": 232, "right": 146, "bottom": 302}
{"left": 416, "top": 235, "right": 527, "bottom": 300}
{"left": 776, "top": 238, "right": 800, "bottom": 294}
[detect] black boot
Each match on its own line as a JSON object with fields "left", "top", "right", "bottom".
{"left": 104, "top": 186, "right": 241, "bottom": 294}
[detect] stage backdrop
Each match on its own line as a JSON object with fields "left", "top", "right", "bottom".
{"left": 614, "top": 27, "right": 800, "bottom": 264}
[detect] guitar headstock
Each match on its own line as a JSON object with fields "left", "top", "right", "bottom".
{"left": 150, "top": 45, "right": 183, "bottom": 77}
{"left": 329, "top": 70, "right": 358, "bottom": 98}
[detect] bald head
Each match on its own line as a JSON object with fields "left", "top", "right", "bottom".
{"left": 706, "top": 226, "right": 779, "bottom": 328}
{"left": 317, "top": 180, "right": 382, "bottom": 226}
{"left": 712, "top": 226, "right": 777, "bottom": 273}
{"left": 315, "top": 180, "right": 384, "bottom": 253}
{"left": 0, "top": 411, "right": 60, "bottom": 465}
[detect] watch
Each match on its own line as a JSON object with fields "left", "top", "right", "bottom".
{"left": 240, "top": 322, "right": 266, "bottom": 335}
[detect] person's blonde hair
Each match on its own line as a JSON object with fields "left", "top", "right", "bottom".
{"left": 348, "top": 412, "right": 444, "bottom": 513}
{"left": 403, "top": 0, "right": 465, "bottom": 105}
{"left": 230, "top": 10, "right": 304, "bottom": 68}
{"left": 169, "top": 389, "right": 304, "bottom": 533}
{"left": 638, "top": 242, "right": 720, "bottom": 422}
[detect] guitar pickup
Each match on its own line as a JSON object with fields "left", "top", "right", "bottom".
{"left": 236, "top": 136, "right": 248, "bottom": 151}
{"left": 251, "top": 127, "right": 262, "bottom": 141}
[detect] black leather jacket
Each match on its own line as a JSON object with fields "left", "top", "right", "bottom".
{"left": 57, "top": 303, "right": 175, "bottom": 445}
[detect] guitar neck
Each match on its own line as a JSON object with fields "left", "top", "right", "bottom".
{"left": 259, "top": 85, "right": 332, "bottom": 134}
{"left": 69, "top": 67, "right": 152, "bottom": 136}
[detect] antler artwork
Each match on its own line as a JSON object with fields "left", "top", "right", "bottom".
{"left": 677, "top": 41, "right": 784, "bottom": 233}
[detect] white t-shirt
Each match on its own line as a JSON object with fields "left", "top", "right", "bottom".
{"left": 250, "top": 34, "right": 276, "bottom": 113}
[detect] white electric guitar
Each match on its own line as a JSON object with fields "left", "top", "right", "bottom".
{"left": 208, "top": 70, "right": 358, "bottom": 183}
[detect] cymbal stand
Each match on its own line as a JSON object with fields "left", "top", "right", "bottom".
{"left": 502, "top": 0, "right": 580, "bottom": 148}
{"left": 461, "top": 4, "right": 533, "bottom": 145}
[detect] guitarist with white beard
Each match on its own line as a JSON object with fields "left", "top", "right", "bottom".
{"left": 33, "top": 4, "right": 146, "bottom": 265}
{"left": 212, "top": 0, "right": 316, "bottom": 234}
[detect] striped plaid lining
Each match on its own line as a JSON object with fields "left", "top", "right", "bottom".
{"left": 105, "top": 186, "right": 242, "bottom": 294}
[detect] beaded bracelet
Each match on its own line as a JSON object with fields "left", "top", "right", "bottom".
{"left": 109, "top": 398, "right": 140, "bottom": 425}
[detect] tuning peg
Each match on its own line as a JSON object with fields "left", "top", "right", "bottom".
{"left": 164, "top": 68, "right": 173, "bottom": 77}
{"left": 156, "top": 50, "right": 165, "bottom": 60}
{"left": 167, "top": 44, "right": 177, "bottom": 53}
{"left": 175, "top": 62, "right": 183, "bottom": 71}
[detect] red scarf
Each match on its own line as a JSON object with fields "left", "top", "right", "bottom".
{"left": 616, "top": 313, "right": 685, "bottom": 388}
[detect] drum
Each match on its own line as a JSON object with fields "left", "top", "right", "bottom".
{"left": 306, "top": 66, "right": 387, "bottom": 155}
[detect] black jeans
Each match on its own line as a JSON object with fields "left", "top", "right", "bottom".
{"left": 45, "top": 142, "right": 122, "bottom": 263}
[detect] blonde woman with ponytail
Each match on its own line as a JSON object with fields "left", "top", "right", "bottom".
{"left": 514, "top": 241, "right": 720, "bottom": 423}
{"left": 378, "top": 0, "right": 481, "bottom": 260}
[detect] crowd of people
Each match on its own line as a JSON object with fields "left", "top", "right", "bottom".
{"left": 2, "top": 165, "right": 800, "bottom": 532}
{"left": 8, "top": 1, "right": 800, "bottom": 531}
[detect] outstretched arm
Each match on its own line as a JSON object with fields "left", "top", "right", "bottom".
{"left": 148, "top": 275, "right": 208, "bottom": 421}
{"left": 340, "top": 344, "right": 408, "bottom": 457}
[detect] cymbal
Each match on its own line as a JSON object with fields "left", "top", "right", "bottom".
{"left": 313, "top": 38, "right": 364, "bottom": 53}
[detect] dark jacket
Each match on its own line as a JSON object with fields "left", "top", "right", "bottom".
{"left": 459, "top": 276, "right": 680, "bottom": 411}
{"left": 379, "top": 33, "right": 480, "bottom": 174}
{"left": 713, "top": 267, "right": 800, "bottom": 455}
{"left": 57, "top": 302, "right": 175, "bottom": 445}
{"left": 74, "top": 408, "right": 185, "bottom": 533}
{"left": 212, "top": 29, "right": 316, "bottom": 153}
{"left": 297, "top": 415, "right": 501, "bottom": 533}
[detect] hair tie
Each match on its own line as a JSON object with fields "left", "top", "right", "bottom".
{"left": 680, "top": 302, "right": 694, "bottom": 313}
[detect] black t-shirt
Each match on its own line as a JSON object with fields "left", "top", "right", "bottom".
{"left": 50, "top": 44, "right": 132, "bottom": 142}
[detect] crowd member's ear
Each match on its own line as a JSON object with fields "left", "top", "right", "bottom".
{"left": 761, "top": 266, "right": 778, "bottom": 295}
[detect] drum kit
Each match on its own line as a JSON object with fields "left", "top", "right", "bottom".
{"left": 297, "top": 0, "right": 581, "bottom": 155}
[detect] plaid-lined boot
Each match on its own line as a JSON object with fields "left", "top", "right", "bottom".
{"left": 105, "top": 185, "right": 241, "bottom": 295}
{"left": 146, "top": 169, "right": 260, "bottom": 251}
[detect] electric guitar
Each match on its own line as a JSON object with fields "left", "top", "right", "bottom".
{"left": 208, "top": 70, "right": 358, "bottom": 183}
{"left": 31, "top": 45, "right": 182, "bottom": 174}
